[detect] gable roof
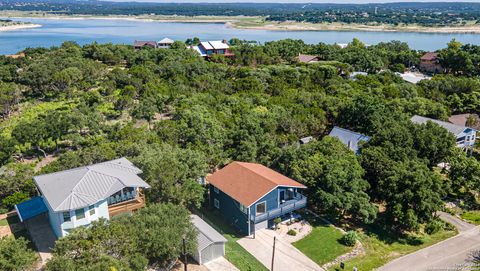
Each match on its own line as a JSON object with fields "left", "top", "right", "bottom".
{"left": 297, "top": 54, "right": 319, "bottom": 63}
{"left": 206, "top": 162, "right": 306, "bottom": 207}
{"left": 133, "top": 41, "right": 157, "bottom": 47}
{"left": 411, "top": 115, "right": 473, "bottom": 135}
{"left": 158, "top": 37, "right": 174, "bottom": 44}
{"left": 191, "top": 214, "right": 227, "bottom": 252}
{"left": 421, "top": 52, "right": 439, "bottom": 61}
{"left": 34, "top": 158, "right": 150, "bottom": 212}
{"left": 449, "top": 114, "right": 480, "bottom": 130}
{"left": 329, "top": 127, "right": 371, "bottom": 153}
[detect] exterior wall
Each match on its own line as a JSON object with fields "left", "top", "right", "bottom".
{"left": 456, "top": 128, "right": 477, "bottom": 148}
{"left": 48, "top": 199, "right": 110, "bottom": 238}
{"left": 419, "top": 60, "right": 443, "bottom": 73}
{"left": 209, "top": 185, "right": 249, "bottom": 234}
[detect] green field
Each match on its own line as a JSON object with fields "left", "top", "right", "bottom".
{"left": 461, "top": 211, "right": 480, "bottom": 225}
{"left": 293, "top": 220, "right": 352, "bottom": 266}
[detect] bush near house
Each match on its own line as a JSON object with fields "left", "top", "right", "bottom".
{"left": 287, "top": 229, "right": 297, "bottom": 236}
{"left": 0, "top": 236, "right": 38, "bottom": 271}
{"left": 340, "top": 231, "right": 358, "bottom": 247}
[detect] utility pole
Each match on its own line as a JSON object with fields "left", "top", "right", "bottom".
{"left": 271, "top": 236, "right": 276, "bottom": 271}
{"left": 183, "top": 238, "right": 188, "bottom": 271}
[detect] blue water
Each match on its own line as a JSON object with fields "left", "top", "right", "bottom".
{"left": 1, "top": 17, "right": 480, "bottom": 54}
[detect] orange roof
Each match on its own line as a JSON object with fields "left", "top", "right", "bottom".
{"left": 207, "top": 162, "right": 306, "bottom": 207}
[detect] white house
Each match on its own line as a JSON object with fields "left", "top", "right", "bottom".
{"left": 15, "top": 158, "right": 150, "bottom": 238}
{"left": 411, "top": 115, "right": 477, "bottom": 152}
{"left": 157, "top": 37, "right": 175, "bottom": 48}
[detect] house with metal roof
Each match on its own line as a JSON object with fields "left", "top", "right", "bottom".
{"left": 329, "top": 127, "right": 371, "bottom": 154}
{"left": 133, "top": 40, "right": 158, "bottom": 50}
{"left": 15, "top": 158, "right": 150, "bottom": 238}
{"left": 207, "top": 162, "right": 307, "bottom": 236}
{"left": 158, "top": 37, "right": 175, "bottom": 48}
{"left": 191, "top": 214, "right": 227, "bottom": 265}
{"left": 411, "top": 115, "right": 477, "bottom": 151}
{"left": 191, "top": 40, "right": 234, "bottom": 58}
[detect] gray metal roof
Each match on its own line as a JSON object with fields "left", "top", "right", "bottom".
{"left": 191, "top": 215, "right": 227, "bottom": 251}
{"left": 34, "top": 158, "right": 150, "bottom": 212}
{"left": 411, "top": 115, "right": 469, "bottom": 135}
{"left": 329, "top": 127, "right": 371, "bottom": 153}
{"left": 158, "top": 38, "right": 174, "bottom": 44}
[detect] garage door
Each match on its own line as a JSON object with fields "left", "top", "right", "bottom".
{"left": 254, "top": 220, "right": 268, "bottom": 232}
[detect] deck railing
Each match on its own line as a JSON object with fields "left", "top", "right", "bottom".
{"left": 251, "top": 195, "right": 307, "bottom": 223}
{"left": 107, "top": 189, "right": 146, "bottom": 217}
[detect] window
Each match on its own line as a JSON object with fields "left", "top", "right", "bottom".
{"left": 63, "top": 212, "right": 71, "bottom": 222}
{"left": 75, "top": 208, "right": 85, "bottom": 220}
{"left": 240, "top": 204, "right": 248, "bottom": 214}
{"left": 213, "top": 186, "right": 219, "bottom": 194}
{"left": 256, "top": 202, "right": 266, "bottom": 216}
{"left": 89, "top": 205, "right": 95, "bottom": 216}
{"left": 214, "top": 199, "right": 220, "bottom": 209}
{"left": 467, "top": 136, "right": 471, "bottom": 142}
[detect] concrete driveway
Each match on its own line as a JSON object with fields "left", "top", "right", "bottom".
{"left": 24, "top": 213, "right": 55, "bottom": 265}
{"left": 378, "top": 212, "right": 479, "bottom": 271}
{"left": 204, "top": 257, "right": 239, "bottom": 271}
{"left": 238, "top": 229, "right": 324, "bottom": 271}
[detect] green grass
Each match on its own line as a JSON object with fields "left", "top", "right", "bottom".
{"left": 461, "top": 211, "right": 480, "bottom": 225}
{"left": 196, "top": 209, "right": 268, "bottom": 271}
{"left": 293, "top": 219, "right": 352, "bottom": 265}
{"left": 0, "top": 218, "right": 8, "bottom": 226}
{"left": 328, "top": 224, "right": 457, "bottom": 271}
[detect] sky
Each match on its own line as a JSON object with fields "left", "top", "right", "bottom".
{"left": 108, "top": 0, "right": 480, "bottom": 3}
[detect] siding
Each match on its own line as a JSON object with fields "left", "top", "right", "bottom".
{"left": 210, "top": 185, "right": 249, "bottom": 234}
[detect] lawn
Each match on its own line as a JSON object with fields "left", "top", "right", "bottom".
{"left": 196, "top": 209, "right": 267, "bottom": 271}
{"left": 328, "top": 224, "right": 457, "bottom": 271}
{"left": 461, "top": 210, "right": 480, "bottom": 225}
{"left": 293, "top": 219, "right": 352, "bottom": 266}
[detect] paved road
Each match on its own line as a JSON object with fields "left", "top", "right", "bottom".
{"left": 378, "top": 212, "right": 479, "bottom": 271}
{"left": 238, "top": 229, "right": 324, "bottom": 271}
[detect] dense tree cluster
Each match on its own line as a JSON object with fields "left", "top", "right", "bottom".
{"left": 46, "top": 203, "right": 196, "bottom": 271}
{"left": 0, "top": 38, "right": 478, "bottom": 247}
{"left": 0, "top": 236, "right": 37, "bottom": 271}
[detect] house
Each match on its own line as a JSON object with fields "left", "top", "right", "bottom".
{"left": 133, "top": 40, "right": 158, "bottom": 50}
{"left": 157, "top": 37, "right": 175, "bottom": 49}
{"left": 396, "top": 72, "right": 431, "bottom": 84}
{"left": 191, "top": 214, "right": 227, "bottom": 265}
{"left": 329, "top": 126, "right": 371, "bottom": 154}
{"left": 191, "top": 40, "right": 234, "bottom": 58}
{"left": 297, "top": 54, "right": 320, "bottom": 63}
{"left": 15, "top": 158, "right": 150, "bottom": 238}
{"left": 207, "top": 162, "right": 307, "bottom": 236}
{"left": 411, "top": 115, "right": 477, "bottom": 150}
{"left": 299, "top": 136, "right": 314, "bottom": 145}
{"left": 419, "top": 52, "right": 443, "bottom": 73}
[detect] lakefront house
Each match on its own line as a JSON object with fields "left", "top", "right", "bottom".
{"left": 419, "top": 52, "right": 444, "bottom": 74}
{"left": 15, "top": 158, "right": 150, "bottom": 238}
{"left": 207, "top": 161, "right": 307, "bottom": 235}
{"left": 191, "top": 40, "right": 235, "bottom": 58}
{"left": 411, "top": 115, "right": 477, "bottom": 152}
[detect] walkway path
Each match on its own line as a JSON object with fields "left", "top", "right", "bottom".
{"left": 378, "top": 212, "right": 479, "bottom": 271}
{"left": 238, "top": 229, "right": 324, "bottom": 271}
{"left": 204, "top": 257, "right": 239, "bottom": 271}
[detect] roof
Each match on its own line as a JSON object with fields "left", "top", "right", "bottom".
{"left": 133, "top": 41, "right": 157, "bottom": 47}
{"left": 200, "top": 41, "right": 214, "bottom": 50}
{"left": 209, "top": 40, "right": 229, "bottom": 50}
{"left": 297, "top": 54, "right": 319, "bottom": 63}
{"left": 329, "top": 127, "right": 371, "bottom": 153}
{"left": 158, "top": 37, "right": 174, "bottom": 44}
{"left": 396, "top": 72, "right": 431, "bottom": 84}
{"left": 191, "top": 214, "right": 227, "bottom": 251}
{"left": 191, "top": 45, "right": 207, "bottom": 57}
{"left": 421, "top": 52, "right": 439, "bottom": 61}
{"left": 449, "top": 114, "right": 480, "bottom": 130}
{"left": 206, "top": 162, "right": 306, "bottom": 207}
{"left": 411, "top": 115, "right": 473, "bottom": 135}
{"left": 15, "top": 197, "right": 48, "bottom": 222}
{"left": 299, "top": 136, "right": 314, "bottom": 144}
{"left": 34, "top": 158, "right": 150, "bottom": 212}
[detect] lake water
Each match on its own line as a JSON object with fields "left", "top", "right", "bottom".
{"left": 1, "top": 17, "right": 480, "bottom": 54}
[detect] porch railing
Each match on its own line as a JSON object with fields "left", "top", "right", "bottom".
{"left": 251, "top": 195, "right": 307, "bottom": 223}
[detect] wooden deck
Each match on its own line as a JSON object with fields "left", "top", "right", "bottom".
{"left": 108, "top": 192, "right": 146, "bottom": 217}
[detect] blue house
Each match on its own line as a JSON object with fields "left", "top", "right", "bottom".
{"left": 329, "top": 126, "right": 371, "bottom": 154}
{"left": 411, "top": 115, "right": 477, "bottom": 152}
{"left": 207, "top": 161, "right": 307, "bottom": 235}
{"left": 15, "top": 158, "right": 150, "bottom": 238}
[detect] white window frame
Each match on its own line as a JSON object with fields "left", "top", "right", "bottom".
{"left": 213, "top": 186, "right": 219, "bottom": 194}
{"left": 89, "top": 205, "right": 96, "bottom": 216}
{"left": 63, "top": 211, "right": 71, "bottom": 222}
{"left": 214, "top": 199, "right": 220, "bottom": 209}
{"left": 467, "top": 136, "right": 471, "bottom": 142}
{"left": 75, "top": 208, "right": 85, "bottom": 220}
{"left": 255, "top": 201, "right": 267, "bottom": 216}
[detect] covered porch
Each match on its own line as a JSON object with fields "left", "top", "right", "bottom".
{"left": 107, "top": 188, "right": 146, "bottom": 217}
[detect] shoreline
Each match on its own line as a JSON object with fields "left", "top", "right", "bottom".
{"left": 0, "top": 23, "right": 41, "bottom": 32}
{"left": 3, "top": 13, "right": 480, "bottom": 34}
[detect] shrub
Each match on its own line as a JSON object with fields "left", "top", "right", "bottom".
{"left": 0, "top": 236, "right": 38, "bottom": 271}
{"left": 273, "top": 217, "right": 282, "bottom": 229}
{"left": 340, "top": 231, "right": 357, "bottom": 246}
{"left": 287, "top": 229, "right": 297, "bottom": 236}
{"left": 2, "top": 192, "right": 29, "bottom": 210}
{"left": 425, "top": 219, "right": 444, "bottom": 235}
